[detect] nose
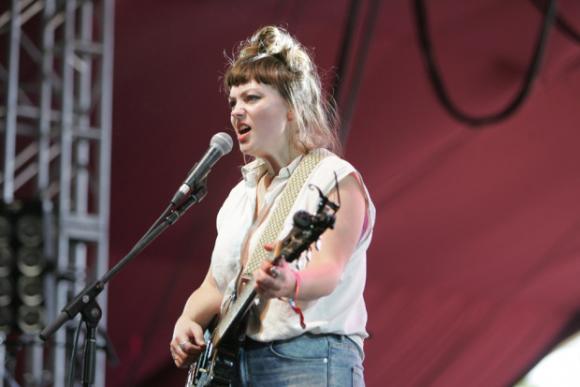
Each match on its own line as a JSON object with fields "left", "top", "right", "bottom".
{"left": 231, "top": 102, "right": 245, "bottom": 119}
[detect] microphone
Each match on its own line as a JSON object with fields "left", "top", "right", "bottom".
{"left": 171, "top": 132, "right": 233, "bottom": 206}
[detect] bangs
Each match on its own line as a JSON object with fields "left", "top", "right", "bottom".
{"left": 224, "top": 56, "right": 294, "bottom": 98}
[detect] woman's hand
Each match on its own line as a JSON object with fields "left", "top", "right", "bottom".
{"left": 169, "top": 315, "right": 206, "bottom": 369}
{"left": 254, "top": 259, "right": 297, "bottom": 299}
{"left": 254, "top": 243, "right": 297, "bottom": 299}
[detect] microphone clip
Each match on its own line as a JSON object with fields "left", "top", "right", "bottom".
{"left": 169, "top": 180, "right": 208, "bottom": 218}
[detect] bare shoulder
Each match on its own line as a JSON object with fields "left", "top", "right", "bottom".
{"left": 315, "top": 172, "right": 367, "bottom": 263}
{"left": 328, "top": 172, "right": 367, "bottom": 216}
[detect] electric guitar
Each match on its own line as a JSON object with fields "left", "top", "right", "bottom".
{"left": 185, "top": 185, "right": 340, "bottom": 387}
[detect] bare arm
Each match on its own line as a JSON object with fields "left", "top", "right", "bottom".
{"left": 170, "top": 268, "right": 223, "bottom": 368}
{"left": 178, "top": 268, "right": 223, "bottom": 328}
{"left": 255, "top": 173, "right": 367, "bottom": 300}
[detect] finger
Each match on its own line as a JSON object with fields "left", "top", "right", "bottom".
{"left": 170, "top": 343, "right": 184, "bottom": 366}
{"left": 265, "top": 261, "right": 287, "bottom": 280}
{"left": 189, "top": 325, "right": 206, "bottom": 348}
{"left": 260, "top": 260, "right": 274, "bottom": 271}
{"left": 173, "top": 351, "right": 192, "bottom": 369}
{"left": 170, "top": 333, "right": 201, "bottom": 366}
{"left": 263, "top": 241, "right": 282, "bottom": 255}
{"left": 259, "top": 261, "right": 279, "bottom": 279}
{"left": 171, "top": 347, "right": 184, "bottom": 366}
{"left": 269, "top": 266, "right": 280, "bottom": 278}
{"left": 256, "top": 268, "right": 276, "bottom": 286}
{"left": 171, "top": 338, "right": 188, "bottom": 358}
{"left": 254, "top": 265, "right": 269, "bottom": 283}
{"left": 255, "top": 274, "right": 282, "bottom": 296}
{"left": 276, "top": 260, "right": 289, "bottom": 270}
{"left": 173, "top": 336, "right": 202, "bottom": 358}
{"left": 170, "top": 341, "right": 196, "bottom": 369}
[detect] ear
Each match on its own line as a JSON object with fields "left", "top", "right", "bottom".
{"left": 287, "top": 109, "right": 294, "bottom": 121}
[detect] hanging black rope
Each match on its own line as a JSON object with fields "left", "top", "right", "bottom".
{"left": 414, "top": 0, "right": 557, "bottom": 127}
{"left": 339, "top": 0, "right": 382, "bottom": 144}
{"left": 331, "top": 0, "right": 382, "bottom": 144}
{"left": 331, "top": 0, "right": 365, "bottom": 108}
{"left": 529, "top": 0, "right": 580, "bottom": 42}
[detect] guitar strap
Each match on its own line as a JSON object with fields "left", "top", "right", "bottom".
{"left": 242, "top": 148, "right": 329, "bottom": 277}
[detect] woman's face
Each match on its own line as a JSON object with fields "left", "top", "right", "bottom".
{"left": 229, "top": 80, "right": 292, "bottom": 160}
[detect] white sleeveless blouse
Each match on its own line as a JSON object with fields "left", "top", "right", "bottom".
{"left": 209, "top": 150, "right": 375, "bottom": 352}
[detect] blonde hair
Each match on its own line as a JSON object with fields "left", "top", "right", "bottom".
{"left": 224, "top": 26, "right": 341, "bottom": 155}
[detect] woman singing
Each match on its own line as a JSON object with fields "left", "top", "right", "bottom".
{"left": 170, "top": 25, "right": 375, "bottom": 386}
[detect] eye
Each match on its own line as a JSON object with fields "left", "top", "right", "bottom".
{"left": 228, "top": 99, "right": 236, "bottom": 109}
{"left": 246, "top": 94, "right": 261, "bottom": 102}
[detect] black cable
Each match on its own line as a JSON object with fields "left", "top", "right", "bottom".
{"left": 331, "top": 0, "right": 365, "bottom": 107}
{"left": 414, "top": 0, "right": 557, "bottom": 127}
{"left": 67, "top": 318, "right": 83, "bottom": 387}
{"left": 337, "top": 0, "right": 382, "bottom": 144}
{"left": 529, "top": 0, "right": 580, "bottom": 42}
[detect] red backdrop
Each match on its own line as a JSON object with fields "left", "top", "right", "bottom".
{"left": 107, "top": 1, "right": 580, "bottom": 386}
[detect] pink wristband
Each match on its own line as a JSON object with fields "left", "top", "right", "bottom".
{"left": 288, "top": 270, "right": 306, "bottom": 329}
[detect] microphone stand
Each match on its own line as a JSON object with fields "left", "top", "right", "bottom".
{"left": 39, "top": 183, "right": 208, "bottom": 387}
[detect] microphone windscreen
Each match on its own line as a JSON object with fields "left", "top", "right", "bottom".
{"left": 211, "top": 132, "right": 233, "bottom": 155}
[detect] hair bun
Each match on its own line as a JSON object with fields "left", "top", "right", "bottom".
{"left": 254, "top": 26, "right": 291, "bottom": 55}
{"left": 239, "top": 26, "right": 311, "bottom": 75}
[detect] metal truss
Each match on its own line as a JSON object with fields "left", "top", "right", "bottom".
{"left": 0, "top": 0, "right": 113, "bottom": 386}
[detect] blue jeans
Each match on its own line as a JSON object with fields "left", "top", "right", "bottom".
{"left": 235, "top": 333, "right": 365, "bottom": 387}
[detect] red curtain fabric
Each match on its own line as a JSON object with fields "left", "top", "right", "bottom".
{"left": 107, "top": 1, "right": 580, "bottom": 385}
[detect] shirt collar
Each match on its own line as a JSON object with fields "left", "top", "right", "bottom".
{"left": 241, "top": 154, "right": 305, "bottom": 186}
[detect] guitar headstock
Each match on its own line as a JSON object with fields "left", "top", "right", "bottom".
{"left": 277, "top": 179, "right": 340, "bottom": 263}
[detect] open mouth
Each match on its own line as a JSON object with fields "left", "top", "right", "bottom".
{"left": 238, "top": 125, "right": 251, "bottom": 135}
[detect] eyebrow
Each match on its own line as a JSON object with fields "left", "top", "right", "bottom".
{"left": 229, "top": 88, "right": 260, "bottom": 100}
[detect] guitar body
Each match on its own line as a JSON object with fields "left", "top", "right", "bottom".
{"left": 186, "top": 319, "right": 247, "bottom": 387}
